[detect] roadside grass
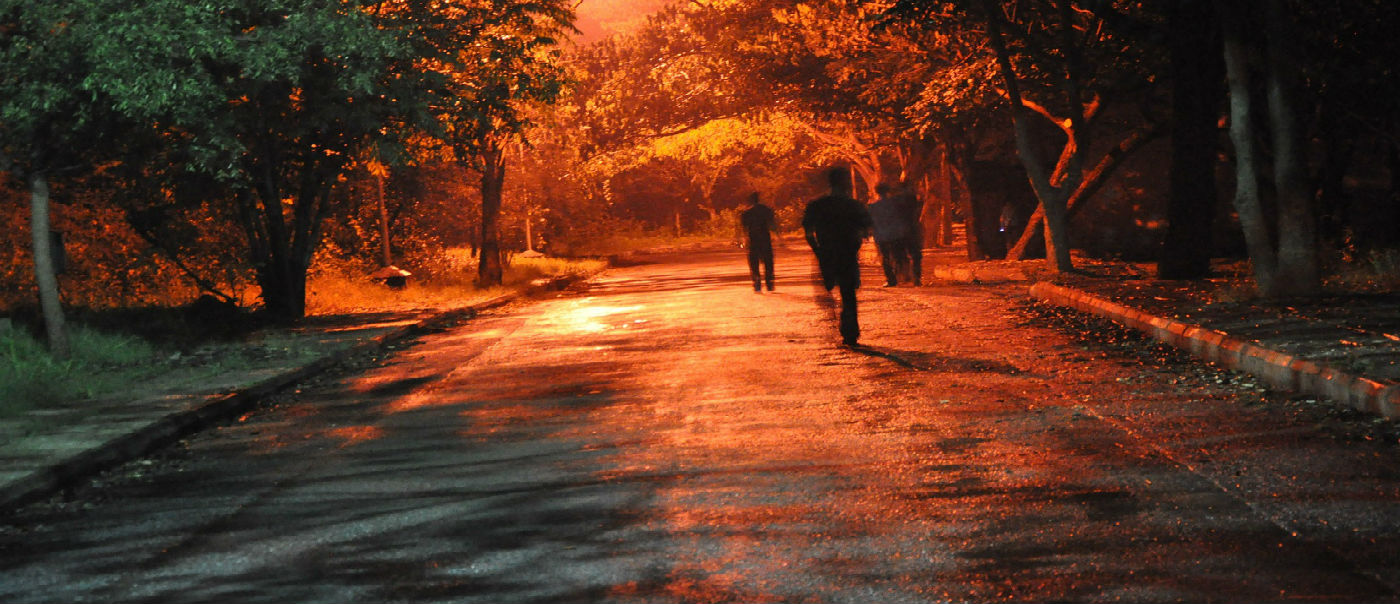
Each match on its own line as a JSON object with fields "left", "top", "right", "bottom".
{"left": 307, "top": 253, "right": 605, "bottom": 315}
{"left": 2, "top": 254, "right": 607, "bottom": 421}
{"left": 0, "top": 325, "right": 160, "bottom": 417}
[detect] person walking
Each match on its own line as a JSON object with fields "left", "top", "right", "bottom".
{"left": 868, "top": 182, "right": 912, "bottom": 287}
{"left": 738, "top": 192, "right": 777, "bottom": 292}
{"left": 894, "top": 182, "right": 924, "bottom": 286}
{"left": 802, "top": 167, "right": 872, "bottom": 346}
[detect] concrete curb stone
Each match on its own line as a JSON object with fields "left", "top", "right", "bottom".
{"left": 1029, "top": 281, "right": 1400, "bottom": 420}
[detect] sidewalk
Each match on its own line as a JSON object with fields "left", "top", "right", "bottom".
{"left": 926, "top": 250, "right": 1400, "bottom": 420}
{"left": 0, "top": 275, "right": 579, "bottom": 514}
{"left": 5, "top": 249, "right": 1398, "bottom": 515}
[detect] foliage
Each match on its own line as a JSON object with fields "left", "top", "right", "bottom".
{"left": 3, "top": 0, "right": 584, "bottom": 318}
{"left": 382, "top": 0, "right": 576, "bottom": 286}
{"left": 0, "top": 181, "right": 228, "bottom": 312}
{"left": 320, "top": 159, "right": 481, "bottom": 279}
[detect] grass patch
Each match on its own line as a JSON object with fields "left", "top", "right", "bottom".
{"left": 2, "top": 252, "right": 606, "bottom": 422}
{"left": 0, "top": 325, "right": 161, "bottom": 417}
{"left": 504, "top": 254, "right": 607, "bottom": 283}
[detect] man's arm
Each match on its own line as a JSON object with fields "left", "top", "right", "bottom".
{"left": 801, "top": 203, "right": 820, "bottom": 249}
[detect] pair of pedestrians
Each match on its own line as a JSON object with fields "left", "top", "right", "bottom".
{"left": 868, "top": 182, "right": 923, "bottom": 287}
{"left": 740, "top": 168, "right": 887, "bottom": 347}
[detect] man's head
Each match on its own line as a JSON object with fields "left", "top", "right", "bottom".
{"left": 826, "top": 167, "right": 852, "bottom": 194}
{"left": 747, "top": 191, "right": 760, "bottom": 206}
{"left": 875, "top": 182, "right": 892, "bottom": 197}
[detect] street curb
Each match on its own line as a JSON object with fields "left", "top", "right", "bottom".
{"left": 1029, "top": 281, "right": 1400, "bottom": 419}
{"left": 930, "top": 264, "right": 1029, "bottom": 283}
{"left": 0, "top": 273, "right": 588, "bottom": 514}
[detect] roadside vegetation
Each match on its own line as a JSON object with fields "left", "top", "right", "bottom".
{"left": 1, "top": 252, "right": 606, "bottom": 421}
{"left": 1, "top": 325, "right": 158, "bottom": 416}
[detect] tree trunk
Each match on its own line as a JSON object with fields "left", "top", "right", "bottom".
{"left": 1040, "top": 186, "right": 1073, "bottom": 270}
{"left": 377, "top": 172, "right": 392, "bottom": 267}
{"left": 924, "top": 172, "right": 953, "bottom": 247}
{"left": 477, "top": 142, "right": 507, "bottom": 286}
{"left": 29, "top": 172, "right": 69, "bottom": 358}
{"left": 942, "top": 141, "right": 988, "bottom": 260}
{"left": 242, "top": 147, "right": 311, "bottom": 320}
{"left": 1263, "top": 0, "right": 1319, "bottom": 296}
{"left": 1219, "top": 1, "right": 1278, "bottom": 294}
{"left": 982, "top": 0, "right": 1074, "bottom": 272}
{"left": 1158, "top": 0, "right": 1224, "bottom": 280}
{"left": 257, "top": 260, "right": 308, "bottom": 320}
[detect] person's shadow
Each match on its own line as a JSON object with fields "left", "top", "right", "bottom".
{"left": 850, "top": 345, "right": 1027, "bottom": 375}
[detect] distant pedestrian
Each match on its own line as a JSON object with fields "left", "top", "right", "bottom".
{"left": 869, "top": 182, "right": 912, "bottom": 287}
{"left": 802, "top": 167, "right": 872, "bottom": 346}
{"left": 738, "top": 192, "right": 777, "bottom": 292}
{"left": 895, "top": 182, "right": 924, "bottom": 286}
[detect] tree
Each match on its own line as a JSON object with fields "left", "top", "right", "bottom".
{"left": 1, "top": 0, "right": 134, "bottom": 356}
{"left": 1155, "top": 0, "right": 1224, "bottom": 280}
{"left": 63, "top": 0, "right": 407, "bottom": 319}
{"left": 386, "top": 0, "right": 574, "bottom": 286}
{"left": 975, "top": 0, "right": 1163, "bottom": 272}
{"left": 1216, "top": 0, "right": 1319, "bottom": 297}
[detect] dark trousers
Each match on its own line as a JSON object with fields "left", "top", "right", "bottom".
{"left": 903, "top": 228, "right": 923, "bottom": 285}
{"left": 877, "top": 234, "right": 923, "bottom": 286}
{"left": 876, "top": 240, "right": 906, "bottom": 286}
{"left": 747, "top": 245, "right": 774, "bottom": 291}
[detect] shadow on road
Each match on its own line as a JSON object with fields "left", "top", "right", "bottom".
{"left": 850, "top": 345, "right": 1026, "bottom": 376}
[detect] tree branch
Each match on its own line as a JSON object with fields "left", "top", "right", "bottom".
{"left": 1007, "top": 122, "right": 1163, "bottom": 259}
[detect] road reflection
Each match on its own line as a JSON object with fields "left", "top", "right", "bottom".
{"left": 538, "top": 299, "right": 646, "bottom": 335}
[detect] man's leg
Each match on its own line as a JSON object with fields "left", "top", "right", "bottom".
{"left": 816, "top": 251, "right": 836, "bottom": 291}
{"left": 838, "top": 274, "right": 859, "bottom": 345}
{"left": 761, "top": 248, "right": 775, "bottom": 291}
{"left": 747, "top": 249, "right": 762, "bottom": 291}
{"left": 906, "top": 232, "right": 923, "bottom": 285}
{"left": 834, "top": 255, "right": 860, "bottom": 345}
{"left": 877, "top": 242, "right": 898, "bottom": 286}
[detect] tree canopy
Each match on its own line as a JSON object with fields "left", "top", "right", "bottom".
{"left": 7, "top": 0, "right": 1400, "bottom": 332}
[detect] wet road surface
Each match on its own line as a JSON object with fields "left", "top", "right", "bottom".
{"left": 3, "top": 248, "right": 1400, "bottom": 603}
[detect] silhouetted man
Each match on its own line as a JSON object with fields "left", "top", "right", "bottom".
{"left": 802, "top": 167, "right": 872, "bottom": 346}
{"left": 895, "top": 182, "right": 924, "bottom": 286}
{"left": 739, "top": 192, "right": 777, "bottom": 292}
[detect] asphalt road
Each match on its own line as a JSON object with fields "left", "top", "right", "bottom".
{"left": 3, "top": 248, "right": 1399, "bottom": 603}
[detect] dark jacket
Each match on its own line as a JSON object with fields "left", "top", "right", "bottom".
{"left": 802, "top": 193, "right": 872, "bottom": 255}
{"left": 740, "top": 203, "right": 776, "bottom": 251}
